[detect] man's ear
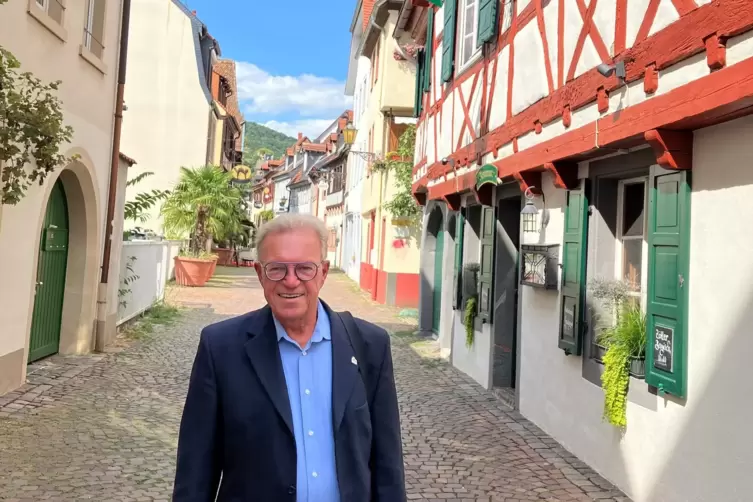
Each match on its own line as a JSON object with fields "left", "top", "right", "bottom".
{"left": 321, "top": 260, "right": 330, "bottom": 279}
{"left": 254, "top": 262, "right": 263, "bottom": 282}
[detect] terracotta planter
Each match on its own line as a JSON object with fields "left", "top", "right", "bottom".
{"left": 174, "top": 256, "right": 215, "bottom": 287}
{"left": 208, "top": 257, "right": 218, "bottom": 277}
{"left": 213, "top": 247, "right": 232, "bottom": 266}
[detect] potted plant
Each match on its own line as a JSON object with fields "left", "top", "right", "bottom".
{"left": 462, "top": 263, "right": 480, "bottom": 348}
{"left": 161, "top": 165, "right": 244, "bottom": 287}
{"left": 588, "top": 278, "right": 630, "bottom": 362}
{"left": 598, "top": 301, "right": 647, "bottom": 428}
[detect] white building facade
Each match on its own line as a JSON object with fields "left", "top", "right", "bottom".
{"left": 120, "top": 0, "right": 216, "bottom": 234}
{"left": 342, "top": 19, "right": 371, "bottom": 285}
{"left": 403, "top": 0, "right": 753, "bottom": 501}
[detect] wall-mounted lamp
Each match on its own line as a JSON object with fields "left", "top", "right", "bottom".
{"left": 520, "top": 187, "right": 548, "bottom": 233}
{"left": 596, "top": 61, "right": 626, "bottom": 84}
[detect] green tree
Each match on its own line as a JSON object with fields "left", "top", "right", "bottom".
{"left": 123, "top": 172, "right": 170, "bottom": 223}
{"left": 0, "top": 5, "right": 74, "bottom": 205}
{"left": 243, "top": 122, "right": 295, "bottom": 162}
{"left": 160, "top": 165, "right": 244, "bottom": 254}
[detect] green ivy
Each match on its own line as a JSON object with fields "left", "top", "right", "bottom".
{"left": 0, "top": 38, "right": 74, "bottom": 205}
{"left": 599, "top": 303, "right": 646, "bottom": 428}
{"left": 372, "top": 125, "right": 421, "bottom": 222}
{"left": 464, "top": 296, "right": 477, "bottom": 348}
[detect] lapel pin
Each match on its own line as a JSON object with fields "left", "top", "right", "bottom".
{"left": 351, "top": 356, "right": 358, "bottom": 366}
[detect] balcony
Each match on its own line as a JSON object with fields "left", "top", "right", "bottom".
{"left": 326, "top": 190, "right": 344, "bottom": 208}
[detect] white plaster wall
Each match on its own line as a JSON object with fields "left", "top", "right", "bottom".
{"left": 121, "top": 0, "right": 211, "bottom": 233}
{"left": 451, "top": 316, "right": 493, "bottom": 389}
{"left": 0, "top": 0, "right": 120, "bottom": 358}
{"left": 518, "top": 115, "right": 753, "bottom": 502}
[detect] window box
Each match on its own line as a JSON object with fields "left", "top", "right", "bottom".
{"left": 629, "top": 357, "right": 646, "bottom": 379}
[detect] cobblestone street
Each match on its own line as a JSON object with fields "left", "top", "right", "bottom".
{"left": 0, "top": 268, "right": 628, "bottom": 501}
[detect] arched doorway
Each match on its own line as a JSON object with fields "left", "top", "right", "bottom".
{"left": 28, "top": 179, "right": 69, "bottom": 362}
{"left": 427, "top": 207, "right": 444, "bottom": 334}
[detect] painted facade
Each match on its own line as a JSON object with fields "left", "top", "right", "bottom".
{"left": 348, "top": 0, "right": 421, "bottom": 307}
{"left": 404, "top": 0, "right": 753, "bottom": 500}
{"left": 0, "top": 0, "right": 125, "bottom": 395}
{"left": 121, "top": 0, "right": 217, "bottom": 234}
{"left": 209, "top": 59, "right": 245, "bottom": 172}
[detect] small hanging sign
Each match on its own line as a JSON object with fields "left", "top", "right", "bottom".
{"left": 475, "top": 164, "right": 499, "bottom": 188}
{"left": 230, "top": 165, "right": 253, "bottom": 184}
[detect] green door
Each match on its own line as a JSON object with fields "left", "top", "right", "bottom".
{"left": 29, "top": 180, "right": 69, "bottom": 362}
{"left": 432, "top": 229, "right": 445, "bottom": 333}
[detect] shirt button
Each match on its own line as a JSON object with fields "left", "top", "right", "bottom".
{"left": 312, "top": 471, "right": 318, "bottom": 478}
{"left": 308, "top": 430, "right": 314, "bottom": 436}
{"left": 305, "top": 389, "right": 311, "bottom": 395}
{"left": 302, "top": 350, "right": 307, "bottom": 356}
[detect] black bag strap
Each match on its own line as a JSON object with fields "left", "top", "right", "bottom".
{"left": 337, "top": 311, "right": 375, "bottom": 406}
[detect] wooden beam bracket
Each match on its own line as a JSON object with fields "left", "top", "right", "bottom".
{"left": 644, "top": 129, "right": 693, "bottom": 170}
{"left": 441, "top": 193, "right": 462, "bottom": 211}
{"left": 543, "top": 161, "right": 580, "bottom": 190}
{"left": 512, "top": 171, "right": 543, "bottom": 195}
{"left": 412, "top": 187, "right": 428, "bottom": 207}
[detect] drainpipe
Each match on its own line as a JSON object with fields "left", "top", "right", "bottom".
{"left": 96, "top": 0, "right": 131, "bottom": 349}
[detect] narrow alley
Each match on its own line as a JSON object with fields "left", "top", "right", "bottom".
{"left": 0, "top": 268, "right": 627, "bottom": 502}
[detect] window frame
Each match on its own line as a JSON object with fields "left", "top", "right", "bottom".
{"left": 28, "top": 0, "right": 67, "bottom": 42}
{"left": 615, "top": 176, "right": 649, "bottom": 311}
{"left": 455, "top": 0, "right": 482, "bottom": 75}
{"left": 79, "top": 0, "right": 108, "bottom": 73}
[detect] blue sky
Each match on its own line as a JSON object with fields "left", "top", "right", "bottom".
{"left": 183, "top": 0, "right": 356, "bottom": 139}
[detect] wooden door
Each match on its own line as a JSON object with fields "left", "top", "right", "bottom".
{"left": 29, "top": 180, "right": 69, "bottom": 362}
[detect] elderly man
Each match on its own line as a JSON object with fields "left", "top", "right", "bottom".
{"left": 172, "top": 213, "right": 406, "bottom": 502}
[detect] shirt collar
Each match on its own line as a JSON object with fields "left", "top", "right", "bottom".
{"left": 273, "top": 300, "right": 331, "bottom": 345}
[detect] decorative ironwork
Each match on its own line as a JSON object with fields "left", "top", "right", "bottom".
{"left": 520, "top": 244, "right": 560, "bottom": 290}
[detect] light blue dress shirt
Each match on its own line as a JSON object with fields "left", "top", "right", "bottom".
{"left": 274, "top": 301, "right": 341, "bottom": 502}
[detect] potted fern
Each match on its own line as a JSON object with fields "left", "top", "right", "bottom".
{"left": 462, "top": 263, "right": 480, "bottom": 348}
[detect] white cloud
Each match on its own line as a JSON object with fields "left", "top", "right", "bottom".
{"left": 262, "top": 119, "right": 336, "bottom": 139}
{"left": 236, "top": 62, "right": 353, "bottom": 117}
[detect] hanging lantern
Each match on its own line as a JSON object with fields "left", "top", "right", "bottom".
{"left": 342, "top": 120, "right": 357, "bottom": 146}
{"left": 521, "top": 188, "right": 539, "bottom": 233}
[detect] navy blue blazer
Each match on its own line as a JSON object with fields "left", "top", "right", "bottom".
{"left": 172, "top": 300, "right": 406, "bottom": 502}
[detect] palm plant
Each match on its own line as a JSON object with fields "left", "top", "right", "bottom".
{"left": 160, "top": 165, "right": 244, "bottom": 255}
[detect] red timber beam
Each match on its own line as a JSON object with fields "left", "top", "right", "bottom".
{"left": 512, "top": 171, "right": 542, "bottom": 195}
{"left": 412, "top": 0, "right": 753, "bottom": 199}
{"left": 441, "top": 193, "right": 462, "bottom": 211}
{"left": 418, "top": 52, "right": 753, "bottom": 201}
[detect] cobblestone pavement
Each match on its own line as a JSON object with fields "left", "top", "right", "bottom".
{"left": 0, "top": 267, "right": 628, "bottom": 501}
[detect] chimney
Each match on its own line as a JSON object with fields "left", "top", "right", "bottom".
{"left": 298, "top": 132, "right": 303, "bottom": 141}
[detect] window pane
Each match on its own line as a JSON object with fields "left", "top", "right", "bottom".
{"left": 464, "top": 4, "right": 474, "bottom": 34}
{"left": 622, "top": 182, "right": 645, "bottom": 237}
{"left": 622, "top": 239, "right": 642, "bottom": 292}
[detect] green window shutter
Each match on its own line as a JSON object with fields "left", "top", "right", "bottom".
{"left": 558, "top": 180, "right": 589, "bottom": 355}
{"left": 478, "top": 206, "right": 496, "bottom": 322}
{"left": 453, "top": 209, "right": 465, "bottom": 309}
{"left": 645, "top": 168, "right": 691, "bottom": 398}
{"left": 476, "top": 0, "right": 499, "bottom": 48}
{"left": 413, "top": 49, "right": 424, "bottom": 117}
{"left": 441, "top": 0, "right": 457, "bottom": 82}
{"left": 423, "top": 9, "right": 435, "bottom": 93}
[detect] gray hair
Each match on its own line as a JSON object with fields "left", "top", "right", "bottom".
{"left": 256, "top": 213, "right": 328, "bottom": 261}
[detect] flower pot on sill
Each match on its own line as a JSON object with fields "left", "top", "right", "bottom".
{"left": 391, "top": 217, "right": 411, "bottom": 227}
{"left": 629, "top": 357, "right": 646, "bottom": 379}
{"left": 174, "top": 256, "right": 216, "bottom": 287}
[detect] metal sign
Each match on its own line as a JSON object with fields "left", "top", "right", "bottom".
{"left": 475, "top": 164, "right": 499, "bottom": 188}
{"left": 230, "top": 165, "right": 253, "bottom": 184}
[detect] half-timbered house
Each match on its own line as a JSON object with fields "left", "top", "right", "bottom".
{"left": 400, "top": 0, "right": 753, "bottom": 500}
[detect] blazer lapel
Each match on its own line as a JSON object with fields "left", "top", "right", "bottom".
{"left": 244, "top": 306, "right": 294, "bottom": 436}
{"left": 324, "top": 301, "right": 359, "bottom": 432}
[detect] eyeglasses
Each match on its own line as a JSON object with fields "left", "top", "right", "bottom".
{"left": 262, "top": 261, "right": 321, "bottom": 282}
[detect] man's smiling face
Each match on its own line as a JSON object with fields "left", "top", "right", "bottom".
{"left": 255, "top": 227, "right": 329, "bottom": 325}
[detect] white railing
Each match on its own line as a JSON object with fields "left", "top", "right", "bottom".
{"left": 116, "top": 240, "right": 182, "bottom": 326}
{"left": 327, "top": 190, "right": 344, "bottom": 207}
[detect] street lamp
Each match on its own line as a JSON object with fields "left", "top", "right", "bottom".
{"left": 342, "top": 120, "right": 377, "bottom": 162}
